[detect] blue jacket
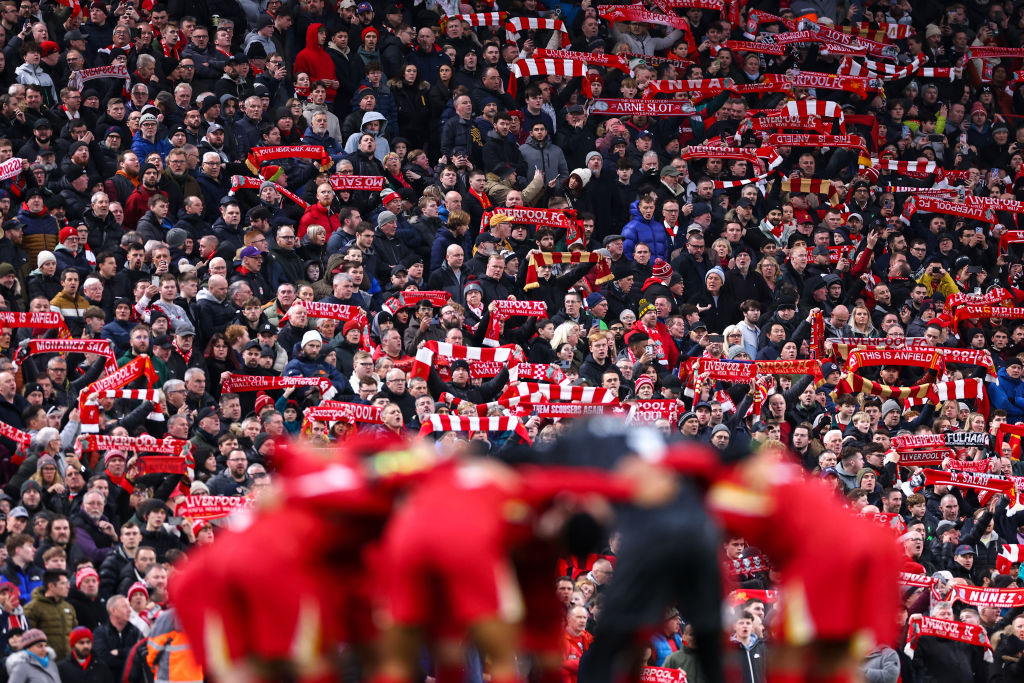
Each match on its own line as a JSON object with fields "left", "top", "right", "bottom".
{"left": 302, "top": 127, "right": 346, "bottom": 164}
{"left": 650, "top": 632, "right": 682, "bottom": 666}
{"left": 991, "top": 367, "right": 1024, "bottom": 421}
{"left": 622, "top": 200, "right": 669, "bottom": 262}
{"left": 130, "top": 132, "right": 172, "bottom": 161}
{"left": 284, "top": 354, "right": 348, "bottom": 391}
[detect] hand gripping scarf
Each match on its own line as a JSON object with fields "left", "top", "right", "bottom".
{"left": 419, "top": 414, "right": 531, "bottom": 443}
{"left": 522, "top": 251, "right": 611, "bottom": 290}
{"left": 246, "top": 145, "right": 332, "bottom": 173}
{"left": 381, "top": 291, "right": 451, "bottom": 315}
{"left": 79, "top": 355, "right": 160, "bottom": 433}
{"left": 484, "top": 299, "right": 548, "bottom": 347}
{"left": 230, "top": 175, "right": 308, "bottom": 209}
{"left": 68, "top": 64, "right": 129, "bottom": 92}
{"left": 533, "top": 48, "right": 629, "bottom": 73}
{"left": 504, "top": 17, "right": 570, "bottom": 46}
{"left": 904, "top": 615, "right": 993, "bottom": 663}
{"left": 902, "top": 379, "right": 990, "bottom": 419}
{"left": 411, "top": 340, "right": 521, "bottom": 381}
{"left": 508, "top": 59, "right": 589, "bottom": 98}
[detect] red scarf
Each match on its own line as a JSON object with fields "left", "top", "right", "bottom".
{"left": 470, "top": 188, "right": 492, "bottom": 212}
{"left": 172, "top": 340, "right": 191, "bottom": 364}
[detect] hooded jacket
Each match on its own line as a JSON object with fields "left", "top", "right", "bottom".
{"left": 990, "top": 366, "right": 1024, "bottom": 421}
{"left": 301, "top": 100, "right": 343, "bottom": 141}
{"left": 343, "top": 111, "right": 391, "bottom": 161}
{"left": 191, "top": 288, "right": 236, "bottom": 347}
{"left": 352, "top": 77, "right": 399, "bottom": 137}
{"left": 622, "top": 200, "right": 669, "bottom": 262}
{"left": 519, "top": 134, "right": 569, "bottom": 189}
{"left": 294, "top": 23, "right": 339, "bottom": 101}
{"left": 4, "top": 646, "right": 61, "bottom": 682}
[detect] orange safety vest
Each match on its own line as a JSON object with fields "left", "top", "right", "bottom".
{"left": 145, "top": 629, "right": 204, "bottom": 683}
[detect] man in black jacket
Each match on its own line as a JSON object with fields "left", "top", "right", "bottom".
{"left": 92, "top": 595, "right": 141, "bottom": 680}
{"left": 191, "top": 275, "right": 235, "bottom": 348}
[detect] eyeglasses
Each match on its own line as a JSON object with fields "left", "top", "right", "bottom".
{"left": 179, "top": 64, "right": 195, "bottom": 69}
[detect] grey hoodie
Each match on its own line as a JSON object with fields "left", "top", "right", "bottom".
{"left": 302, "top": 100, "right": 343, "bottom": 141}
{"left": 344, "top": 111, "right": 391, "bottom": 161}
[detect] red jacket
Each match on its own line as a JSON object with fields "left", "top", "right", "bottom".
{"left": 562, "top": 629, "right": 593, "bottom": 683}
{"left": 294, "top": 23, "right": 338, "bottom": 101}
{"left": 298, "top": 202, "right": 342, "bottom": 239}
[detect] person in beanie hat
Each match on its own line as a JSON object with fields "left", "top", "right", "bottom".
{"left": 67, "top": 569, "right": 105, "bottom": 632}
{"left": 58, "top": 625, "right": 114, "bottom": 683}
{"left": 634, "top": 374, "right": 655, "bottom": 399}
{"left": 7, "top": 627, "right": 60, "bottom": 680}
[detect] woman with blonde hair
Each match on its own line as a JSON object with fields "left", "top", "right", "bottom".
{"left": 755, "top": 256, "right": 782, "bottom": 299}
{"left": 847, "top": 305, "right": 878, "bottom": 338}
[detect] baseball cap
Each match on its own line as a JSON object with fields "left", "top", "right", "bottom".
{"left": 357, "top": 1, "right": 373, "bottom": 11}
{"left": 240, "top": 245, "right": 263, "bottom": 259}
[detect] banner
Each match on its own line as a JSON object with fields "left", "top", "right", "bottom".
{"left": 297, "top": 301, "right": 368, "bottom": 323}
{"left": 68, "top": 63, "right": 128, "bottom": 92}
{"left": 229, "top": 175, "right": 309, "bottom": 209}
{"left": 913, "top": 469, "right": 1014, "bottom": 496}
{"left": 381, "top": 291, "right": 451, "bottom": 315}
{"left": 950, "top": 584, "right": 1024, "bottom": 608}
{"left": 627, "top": 399, "right": 682, "bottom": 424}
{"left": 137, "top": 456, "right": 191, "bottom": 476}
{"left": 78, "top": 434, "right": 187, "bottom": 455}
{"left": 0, "top": 311, "right": 65, "bottom": 328}
{"left": 904, "top": 615, "right": 993, "bottom": 661}
{"left": 846, "top": 348, "right": 944, "bottom": 375}
{"left": 532, "top": 48, "right": 629, "bottom": 72}
{"left": 640, "top": 667, "right": 688, "bottom": 683}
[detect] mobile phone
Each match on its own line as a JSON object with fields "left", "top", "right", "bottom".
{"left": 976, "top": 227, "right": 983, "bottom": 234}
{"left": 645, "top": 344, "right": 654, "bottom": 355}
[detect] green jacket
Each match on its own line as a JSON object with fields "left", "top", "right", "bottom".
{"left": 23, "top": 586, "right": 78, "bottom": 659}
{"left": 663, "top": 645, "right": 708, "bottom": 683}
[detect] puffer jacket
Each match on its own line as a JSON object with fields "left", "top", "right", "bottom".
{"left": 622, "top": 200, "right": 669, "bottom": 262}
{"left": 298, "top": 202, "right": 342, "bottom": 240}
{"left": 17, "top": 206, "right": 59, "bottom": 270}
{"left": 23, "top": 587, "right": 78, "bottom": 659}
{"left": 4, "top": 646, "right": 61, "bottom": 682}
{"left": 990, "top": 366, "right": 1024, "bottom": 422}
{"left": 283, "top": 354, "right": 347, "bottom": 391}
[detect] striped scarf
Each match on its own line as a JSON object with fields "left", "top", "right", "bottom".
{"left": 508, "top": 59, "right": 589, "bottom": 97}
{"left": 504, "top": 17, "right": 569, "bottom": 46}
{"left": 411, "top": 340, "right": 521, "bottom": 381}
{"left": 778, "top": 177, "right": 841, "bottom": 206}
{"left": 419, "top": 414, "right": 531, "bottom": 443}
{"left": 523, "top": 251, "right": 611, "bottom": 290}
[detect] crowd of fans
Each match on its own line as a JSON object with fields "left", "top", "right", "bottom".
{"left": 0, "top": 0, "right": 1018, "bottom": 679}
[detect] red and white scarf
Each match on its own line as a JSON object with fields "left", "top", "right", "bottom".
{"left": 914, "top": 469, "right": 1014, "bottom": 496}
{"left": 501, "top": 382, "right": 617, "bottom": 403}
{"left": 505, "top": 17, "right": 569, "bottom": 46}
{"left": 230, "top": 175, "right": 309, "bottom": 209}
{"left": 845, "top": 348, "right": 945, "bottom": 374}
{"left": 484, "top": 299, "right": 548, "bottom": 347}
{"left": 68, "top": 64, "right": 129, "bottom": 92}
{"left": 78, "top": 433, "right": 186, "bottom": 455}
{"left": 998, "top": 545, "right": 1024, "bottom": 574}
{"left": 412, "top": 340, "right": 520, "bottom": 381}
{"left": 592, "top": 99, "right": 696, "bottom": 117}
{"left": 419, "top": 414, "right": 530, "bottom": 442}
{"left": 221, "top": 373, "right": 336, "bottom": 399}
{"left": 903, "top": 379, "right": 989, "bottom": 418}
{"left": 444, "top": 12, "right": 505, "bottom": 28}
{"left": 304, "top": 401, "right": 383, "bottom": 424}
{"left": 79, "top": 355, "right": 160, "bottom": 433}
{"left": 246, "top": 145, "right": 332, "bottom": 173}
{"left": 328, "top": 174, "right": 386, "bottom": 192}
{"left": 903, "top": 196, "right": 997, "bottom": 224}
{"left": 627, "top": 399, "right": 682, "bottom": 424}
{"left": 381, "top": 291, "right": 451, "bottom": 315}
{"left": 0, "top": 421, "right": 31, "bottom": 446}
{"left": 904, "top": 615, "right": 993, "bottom": 663}
{"left": 509, "top": 59, "right": 588, "bottom": 97}
{"left": 480, "top": 206, "right": 576, "bottom": 230}
{"left": 508, "top": 363, "right": 567, "bottom": 384}
{"left": 295, "top": 301, "right": 367, "bottom": 324}
{"left": 175, "top": 495, "right": 254, "bottom": 520}
{"left": 533, "top": 48, "right": 629, "bottom": 73}
{"left": 523, "top": 251, "right": 610, "bottom": 291}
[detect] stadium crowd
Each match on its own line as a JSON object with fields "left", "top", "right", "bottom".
{"left": 0, "top": 0, "right": 1018, "bottom": 679}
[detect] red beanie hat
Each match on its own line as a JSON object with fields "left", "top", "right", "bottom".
{"left": 69, "top": 626, "right": 92, "bottom": 649}
{"left": 59, "top": 226, "right": 77, "bottom": 243}
{"left": 259, "top": 165, "right": 283, "bottom": 182}
{"left": 635, "top": 375, "right": 654, "bottom": 393}
{"left": 254, "top": 391, "right": 274, "bottom": 415}
{"left": 75, "top": 567, "right": 98, "bottom": 589}
{"left": 343, "top": 318, "right": 362, "bottom": 336}
{"left": 127, "top": 581, "right": 149, "bottom": 603}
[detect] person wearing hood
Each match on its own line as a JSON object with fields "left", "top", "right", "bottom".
{"left": 344, "top": 110, "right": 391, "bottom": 161}
{"left": 390, "top": 64, "right": 430, "bottom": 151}
{"left": 562, "top": 168, "right": 594, "bottom": 215}
{"left": 53, "top": 227, "right": 90, "bottom": 281}
{"left": 14, "top": 43, "right": 57, "bottom": 104}
{"left": 991, "top": 357, "right": 1024, "bottom": 422}
{"left": 302, "top": 110, "right": 346, "bottom": 165}
{"left": 302, "top": 80, "right": 343, "bottom": 141}
{"left": 519, "top": 121, "right": 569, "bottom": 192}
{"left": 57, "top": 166, "right": 92, "bottom": 224}
{"left": 295, "top": 24, "right": 340, "bottom": 102}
